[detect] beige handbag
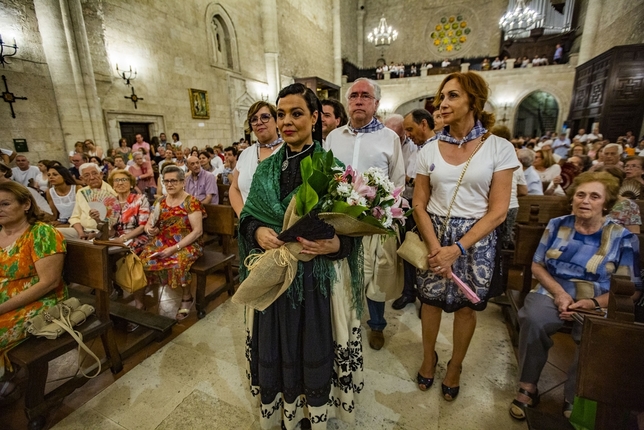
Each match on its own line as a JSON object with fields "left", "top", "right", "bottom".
{"left": 397, "top": 230, "right": 430, "bottom": 271}
{"left": 114, "top": 251, "right": 147, "bottom": 294}
{"left": 397, "top": 133, "right": 490, "bottom": 270}
{"left": 25, "top": 297, "right": 101, "bottom": 378}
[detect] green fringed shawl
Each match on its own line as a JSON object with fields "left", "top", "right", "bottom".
{"left": 238, "top": 142, "right": 365, "bottom": 317}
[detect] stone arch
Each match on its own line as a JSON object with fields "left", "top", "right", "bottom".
{"left": 510, "top": 86, "right": 566, "bottom": 136}
{"left": 513, "top": 90, "right": 561, "bottom": 137}
{"left": 205, "top": 3, "right": 240, "bottom": 71}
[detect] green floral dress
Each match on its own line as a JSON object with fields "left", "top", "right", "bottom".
{"left": 0, "top": 222, "right": 67, "bottom": 376}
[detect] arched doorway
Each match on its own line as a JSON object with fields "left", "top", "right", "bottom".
{"left": 514, "top": 91, "right": 559, "bottom": 138}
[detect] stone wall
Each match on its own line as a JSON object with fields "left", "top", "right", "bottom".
{"left": 590, "top": 0, "right": 644, "bottom": 59}
{"left": 341, "top": 65, "right": 576, "bottom": 137}
{"left": 360, "top": 0, "right": 507, "bottom": 68}
{"left": 0, "top": 0, "right": 338, "bottom": 164}
{"left": 0, "top": 0, "right": 66, "bottom": 163}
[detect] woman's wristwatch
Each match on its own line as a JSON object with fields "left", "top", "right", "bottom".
{"left": 588, "top": 297, "right": 601, "bottom": 311}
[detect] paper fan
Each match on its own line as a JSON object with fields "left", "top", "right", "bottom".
{"left": 620, "top": 179, "right": 641, "bottom": 199}
{"left": 82, "top": 188, "right": 120, "bottom": 223}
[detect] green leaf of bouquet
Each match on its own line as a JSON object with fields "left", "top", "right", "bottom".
{"left": 300, "top": 156, "right": 313, "bottom": 181}
{"left": 296, "top": 182, "right": 318, "bottom": 216}
{"left": 308, "top": 170, "right": 330, "bottom": 195}
{"left": 324, "top": 150, "right": 335, "bottom": 170}
{"left": 331, "top": 201, "right": 368, "bottom": 217}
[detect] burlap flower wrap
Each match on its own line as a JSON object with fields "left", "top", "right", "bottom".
{"left": 232, "top": 197, "right": 386, "bottom": 311}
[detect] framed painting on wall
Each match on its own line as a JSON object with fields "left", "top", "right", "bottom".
{"left": 189, "top": 88, "right": 210, "bottom": 119}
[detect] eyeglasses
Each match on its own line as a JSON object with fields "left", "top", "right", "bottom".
{"left": 162, "top": 179, "right": 184, "bottom": 185}
{"left": 625, "top": 164, "right": 642, "bottom": 169}
{"left": 113, "top": 177, "right": 130, "bottom": 183}
{"left": 348, "top": 92, "right": 375, "bottom": 101}
{"left": 250, "top": 113, "right": 273, "bottom": 125}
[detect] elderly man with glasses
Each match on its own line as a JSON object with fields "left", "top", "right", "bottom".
{"left": 57, "top": 163, "right": 116, "bottom": 240}
{"left": 325, "top": 78, "right": 406, "bottom": 351}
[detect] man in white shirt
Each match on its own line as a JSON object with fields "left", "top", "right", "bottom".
{"left": 574, "top": 128, "right": 588, "bottom": 143}
{"left": 11, "top": 155, "right": 40, "bottom": 187}
{"left": 325, "top": 78, "right": 405, "bottom": 351}
{"left": 517, "top": 149, "right": 543, "bottom": 195}
{"left": 386, "top": 109, "right": 438, "bottom": 310}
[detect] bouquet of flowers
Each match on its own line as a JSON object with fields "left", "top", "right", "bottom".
{"left": 233, "top": 150, "right": 410, "bottom": 311}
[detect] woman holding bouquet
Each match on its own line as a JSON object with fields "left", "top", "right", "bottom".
{"left": 238, "top": 83, "right": 364, "bottom": 429}
{"left": 413, "top": 72, "right": 519, "bottom": 400}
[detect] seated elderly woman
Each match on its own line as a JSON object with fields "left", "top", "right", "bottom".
{"left": 58, "top": 163, "right": 116, "bottom": 240}
{"left": 510, "top": 172, "right": 642, "bottom": 421}
{"left": 0, "top": 182, "right": 66, "bottom": 403}
{"left": 107, "top": 169, "right": 150, "bottom": 331}
{"left": 139, "top": 166, "right": 204, "bottom": 321}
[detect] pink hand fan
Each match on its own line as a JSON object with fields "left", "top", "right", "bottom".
{"left": 451, "top": 273, "right": 481, "bottom": 304}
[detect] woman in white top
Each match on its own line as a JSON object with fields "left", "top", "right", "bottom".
{"left": 84, "top": 139, "right": 103, "bottom": 159}
{"left": 34, "top": 160, "right": 51, "bottom": 192}
{"left": 413, "top": 72, "right": 519, "bottom": 400}
{"left": 533, "top": 148, "right": 561, "bottom": 189}
{"left": 229, "top": 101, "right": 283, "bottom": 216}
{"left": 45, "top": 165, "right": 77, "bottom": 225}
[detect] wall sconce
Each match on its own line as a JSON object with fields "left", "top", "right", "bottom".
{"left": 261, "top": 93, "right": 269, "bottom": 102}
{"left": 0, "top": 34, "right": 18, "bottom": 68}
{"left": 115, "top": 64, "right": 137, "bottom": 86}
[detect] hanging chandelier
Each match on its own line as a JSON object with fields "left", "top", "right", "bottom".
{"left": 367, "top": 16, "right": 398, "bottom": 48}
{"left": 499, "top": 0, "right": 542, "bottom": 39}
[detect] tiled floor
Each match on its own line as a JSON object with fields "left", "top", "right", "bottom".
{"left": 1, "top": 268, "right": 577, "bottom": 430}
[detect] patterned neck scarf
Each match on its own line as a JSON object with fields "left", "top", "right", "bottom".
{"left": 438, "top": 120, "right": 487, "bottom": 148}
{"left": 348, "top": 116, "right": 385, "bottom": 134}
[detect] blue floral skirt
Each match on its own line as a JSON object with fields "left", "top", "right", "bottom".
{"left": 417, "top": 214, "right": 496, "bottom": 312}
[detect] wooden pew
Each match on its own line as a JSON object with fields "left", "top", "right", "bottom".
{"left": 191, "top": 204, "right": 237, "bottom": 319}
{"left": 218, "top": 183, "right": 230, "bottom": 206}
{"left": 575, "top": 275, "right": 643, "bottom": 429}
{"left": 8, "top": 240, "right": 123, "bottom": 430}
{"left": 503, "top": 196, "right": 570, "bottom": 345}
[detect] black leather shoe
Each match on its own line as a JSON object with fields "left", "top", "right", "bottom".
{"left": 392, "top": 295, "right": 416, "bottom": 310}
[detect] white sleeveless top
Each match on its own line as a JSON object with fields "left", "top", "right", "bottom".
{"left": 49, "top": 185, "right": 76, "bottom": 220}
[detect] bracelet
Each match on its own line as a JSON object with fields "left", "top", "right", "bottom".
{"left": 589, "top": 297, "right": 601, "bottom": 311}
{"left": 176, "top": 244, "right": 180, "bottom": 251}
{"left": 455, "top": 241, "right": 466, "bottom": 256}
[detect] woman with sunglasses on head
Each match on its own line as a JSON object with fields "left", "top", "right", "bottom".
{"left": 239, "top": 83, "right": 364, "bottom": 429}
{"left": 139, "top": 165, "right": 204, "bottom": 321}
{"left": 229, "top": 101, "right": 284, "bottom": 216}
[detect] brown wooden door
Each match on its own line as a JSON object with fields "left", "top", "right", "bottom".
{"left": 119, "top": 123, "right": 151, "bottom": 148}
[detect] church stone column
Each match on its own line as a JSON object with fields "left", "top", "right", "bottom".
{"left": 578, "top": 0, "right": 603, "bottom": 65}
{"left": 33, "top": 0, "right": 106, "bottom": 152}
{"left": 261, "top": 0, "right": 281, "bottom": 101}
{"left": 333, "top": 0, "right": 342, "bottom": 85}
{"left": 357, "top": 0, "right": 365, "bottom": 68}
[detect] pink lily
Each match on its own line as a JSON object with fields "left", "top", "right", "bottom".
{"left": 352, "top": 173, "right": 377, "bottom": 200}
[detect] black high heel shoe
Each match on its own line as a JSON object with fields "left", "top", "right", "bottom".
{"left": 441, "top": 360, "right": 462, "bottom": 401}
{"left": 416, "top": 351, "right": 438, "bottom": 391}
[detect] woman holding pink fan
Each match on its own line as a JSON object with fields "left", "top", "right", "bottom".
{"left": 413, "top": 71, "right": 519, "bottom": 400}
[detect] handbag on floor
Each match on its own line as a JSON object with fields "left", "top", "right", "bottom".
{"left": 25, "top": 297, "right": 101, "bottom": 378}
